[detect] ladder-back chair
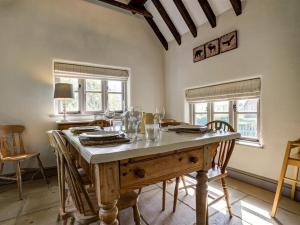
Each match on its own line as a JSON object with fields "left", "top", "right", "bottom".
{"left": 0, "top": 125, "right": 48, "bottom": 199}
{"left": 165, "top": 121, "right": 236, "bottom": 217}
{"left": 88, "top": 119, "right": 110, "bottom": 128}
{"left": 51, "top": 130, "right": 141, "bottom": 225}
{"left": 271, "top": 139, "right": 300, "bottom": 217}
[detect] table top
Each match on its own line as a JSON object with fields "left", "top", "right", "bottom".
{"left": 63, "top": 130, "right": 240, "bottom": 164}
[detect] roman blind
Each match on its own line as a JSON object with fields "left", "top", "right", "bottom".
{"left": 185, "top": 78, "right": 261, "bottom": 102}
{"left": 54, "top": 62, "right": 129, "bottom": 81}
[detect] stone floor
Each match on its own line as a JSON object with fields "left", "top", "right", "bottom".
{"left": 0, "top": 176, "right": 299, "bottom": 225}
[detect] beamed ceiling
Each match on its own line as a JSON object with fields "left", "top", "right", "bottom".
{"left": 92, "top": 0, "right": 244, "bottom": 50}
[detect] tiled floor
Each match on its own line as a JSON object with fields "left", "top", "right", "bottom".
{"left": 0, "top": 176, "right": 299, "bottom": 225}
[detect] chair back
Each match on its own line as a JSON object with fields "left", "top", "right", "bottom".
{"left": 0, "top": 125, "right": 26, "bottom": 159}
{"left": 51, "top": 130, "right": 96, "bottom": 215}
{"left": 88, "top": 119, "right": 110, "bottom": 128}
{"left": 206, "top": 121, "right": 235, "bottom": 173}
{"left": 287, "top": 139, "right": 300, "bottom": 159}
{"left": 47, "top": 130, "right": 66, "bottom": 213}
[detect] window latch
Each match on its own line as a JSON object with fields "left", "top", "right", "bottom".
{"left": 233, "top": 104, "right": 237, "bottom": 112}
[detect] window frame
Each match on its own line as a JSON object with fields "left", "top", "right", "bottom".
{"left": 55, "top": 76, "right": 127, "bottom": 115}
{"left": 191, "top": 98, "right": 261, "bottom": 143}
{"left": 233, "top": 98, "right": 260, "bottom": 142}
{"left": 191, "top": 102, "right": 210, "bottom": 126}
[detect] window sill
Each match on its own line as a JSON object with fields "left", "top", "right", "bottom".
{"left": 49, "top": 113, "right": 122, "bottom": 121}
{"left": 236, "top": 140, "right": 264, "bottom": 149}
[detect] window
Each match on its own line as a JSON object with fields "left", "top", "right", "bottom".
{"left": 212, "top": 101, "right": 230, "bottom": 123}
{"left": 235, "top": 99, "right": 259, "bottom": 141}
{"left": 193, "top": 102, "right": 208, "bottom": 125}
{"left": 186, "top": 78, "right": 261, "bottom": 143}
{"left": 191, "top": 98, "right": 260, "bottom": 142}
{"left": 54, "top": 61, "right": 128, "bottom": 114}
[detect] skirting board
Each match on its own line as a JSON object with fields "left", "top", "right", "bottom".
{"left": 227, "top": 167, "right": 300, "bottom": 202}
{"left": 1, "top": 166, "right": 299, "bottom": 202}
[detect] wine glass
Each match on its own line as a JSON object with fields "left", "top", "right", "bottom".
{"left": 105, "top": 108, "right": 115, "bottom": 128}
{"left": 155, "top": 106, "right": 166, "bottom": 123}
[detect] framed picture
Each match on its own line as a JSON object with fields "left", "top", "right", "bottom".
{"left": 193, "top": 45, "right": 205, "bottom": 63}
{"left": 220, "top": 30, "right": 238, "bottom": 53}
{"left": 205, "top": 39, "right": 220, "bottom": 58}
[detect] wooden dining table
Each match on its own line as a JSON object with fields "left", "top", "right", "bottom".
{"left": 63, "top": 129, "right": 240, "bottom": 225}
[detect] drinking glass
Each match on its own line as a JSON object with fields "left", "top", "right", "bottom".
{"left": 154, "top": 106, "right": 166, "bottom": 125}
{"left": 105, "top": 108, "right": 115, "bottom": 127}
{"left": 145, "top": 123, "right": 160, "bottom": 141}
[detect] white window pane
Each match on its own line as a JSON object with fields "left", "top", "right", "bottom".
{"left": 195, "top": 114, "right": 208, "bottom": 125}
{"left": 86, "top": 93, "right": 102, "bottom": 112}
{"left": 237, "top": 99, "right": 258, "bottom": 112}
{"left": 213, "top": 113, "right": 230, "bottom": 123}
{"left": 61, "top": 92, "right": 79, "bottom": 112}
{"left": 108, "top": 93, "right": 122, "bottom": 111}
{"left": 108, "top": 80, "right": 122, "bottom": 92}
{"left": 194, "top": 103, "right": 207, "bottom": 113}
{"left": 58, "top": 77, "right": 79, "bottom": 91}
{"left": 213, "top": 101, "right": 229, "bottom": 112}
{"left": 86, "top": 79, "right": 101, "bottom": 91}
{"left": 237, "top": 114, "right": 257, "bottom": 139}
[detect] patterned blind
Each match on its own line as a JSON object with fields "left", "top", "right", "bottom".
{"left": 54, "top": 62, "right": 129, "bottom": 81}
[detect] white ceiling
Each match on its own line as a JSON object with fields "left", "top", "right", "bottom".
{"left": 144, "top": 0, "right": 241, "bottom": 42}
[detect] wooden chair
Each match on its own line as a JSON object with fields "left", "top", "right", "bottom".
{"left": 271, "top": 139, "right": 300, "bottom": 217}
{"left": 160, "top": 119, "right": 181, "bottom": 127}
{"left": 51, "top": 130, "right": 141, "bottom": 225}
{"left": 0, "top": 125, "right": 48, "bottom": 200}
{"left": 163, "top": 121, "right": 235, "bottom": 217}
{"left": 88, "top": 119, "right": 110, "bottom": 128}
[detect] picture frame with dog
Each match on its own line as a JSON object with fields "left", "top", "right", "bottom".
{"left": 193, "top": 45, "right": 205, "bottom": 63}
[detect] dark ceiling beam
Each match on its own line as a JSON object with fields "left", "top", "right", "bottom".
{"left": 173, "top": 0, "right": 197, "bottom": 37}
{"left": 128, "top": 2, "right": 169, "bottom": 50}
{"left": 95, "top": 0, "right": 152, "bottom": 17}
{"left": 198, "top": 0, "right": 216, "bottom": 28}
{"left": 151, "top": 0, "right": 181, "bottom": 45}
{"left": 129, "top": 0, "right": 148, "bottom": 6}
{"left": 230, "top": 0, "right": 242, "bottom": 16}
{"left": 145, "top": 16, "right": 168, "bottom": 50}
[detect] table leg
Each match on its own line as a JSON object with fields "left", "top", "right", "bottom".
{"left": 99, "top": 201, "right": 119, "bottom": 225}
{"left": 94, "top": 162, "right": 120, "bottom": 225}
{"left": 196, "top": 170, "right": 208, "bottom": 225}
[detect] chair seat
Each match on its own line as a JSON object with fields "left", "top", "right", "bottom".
{"left": 2, "top": 152, "right": 39, "bottom": 161}
{"left": 187, "top": 166, "right": 228, "bottom": 182}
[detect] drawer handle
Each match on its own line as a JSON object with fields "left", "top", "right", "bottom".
{"left": 189, "top": 156, "right": 199, "bottom": 163}
{"left": 134, "top": 168, "right": 145, "bottom": 178}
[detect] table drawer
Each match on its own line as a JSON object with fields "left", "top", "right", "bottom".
{"left": 120, "top": 147, "right": 205, "bottom": 190}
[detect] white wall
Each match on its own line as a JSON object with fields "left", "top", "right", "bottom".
{"left": 164, "top": 0, "right": 300, "bottom": 180}
{"left": 0, "top": 0, "right": 165, "bottom": 173}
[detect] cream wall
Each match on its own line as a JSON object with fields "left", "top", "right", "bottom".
{"left": 164, "top": 0, "right": 300, "bottom": 180}
{"left": 0, "top": 0, "right": 165, "bottom": 173}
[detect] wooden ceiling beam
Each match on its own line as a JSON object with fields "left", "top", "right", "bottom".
{"left": 128, "top": 2, "right": 169, "bottom": 50}
{"left": 96, "top": 0, "right": 152, "bottom": 17}
{"left": 129, "top": 0, "right": 148, "bottom": 6}
{"left": 151, "top": 0, "right": 181, "bottom": 45}
{"left": 198, "top": 0, "right": 216, "bottom": 28}
{"left": 230, "top": 0, "right": 242, "bottom": 16}
{"left": 173, "top": 0, "right": 197, "bottom": 37}
{"left": 145, "top": 16, "right": 168, "bottom": 50}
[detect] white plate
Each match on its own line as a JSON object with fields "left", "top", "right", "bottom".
{"left": 79, "top": 131, "right": 121, "bottom": 138}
